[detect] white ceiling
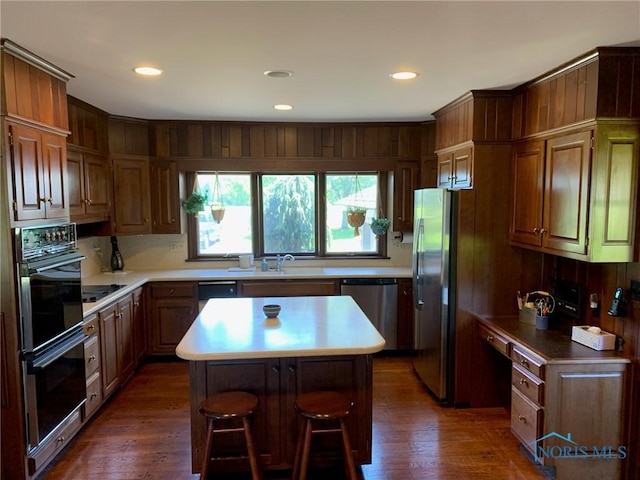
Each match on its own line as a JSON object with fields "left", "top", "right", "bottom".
{"left": 1, "top": 1, "right": 639, "bottom": 123}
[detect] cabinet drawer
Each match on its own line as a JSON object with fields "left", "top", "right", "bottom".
{"left": 512, "top": 363, "right": 544, "bottom": 405}
{"left": 83, "top": 315, "right": 98, "bottom": 336}
{"left": 85, "top": 371, "right": 102, "bottom": 420}
{"left": 27, "top": 410, "right": 82, "bottom": 476}
{"left": 84, "top": 335, "right": 101, "bottom": 378}
{"left": 150, "top": 282, "right": 196, "bottom": 299}
{"left": 512, "top": 346, "right": 545, "bottom": 380}
{"left": 478, "top": 323, "right": 510, "bottom": 357}
{"left": 511, "top": 387, "right": 543, "bottom": 455}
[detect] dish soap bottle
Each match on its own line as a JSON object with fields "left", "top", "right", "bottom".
{"left": 110, "top": 236, "right": 125, "bottom": 272}
{"left": 261, "top": 258, "right": 268, "bottom": 272}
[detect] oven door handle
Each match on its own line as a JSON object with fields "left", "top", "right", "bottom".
{"left": 29, "top": 330, "right": 86, "bottom": 371}
{"left": 34, "top": 255, "right": 87, "bottom": 273}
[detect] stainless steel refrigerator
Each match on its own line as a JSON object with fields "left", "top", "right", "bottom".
{"left": 412, "top": 188, "right": 457, "bottom": 405}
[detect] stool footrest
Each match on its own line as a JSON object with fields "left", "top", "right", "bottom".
{"left": 212, "top": 427, "right": 245, "bottom": 434}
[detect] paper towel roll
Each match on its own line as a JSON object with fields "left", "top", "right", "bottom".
{"left": 401, "top": 233, "right": 413, "bottom": 244}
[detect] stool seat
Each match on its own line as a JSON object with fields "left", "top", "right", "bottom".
{"left": 292, "top": 391, "right": 357, "bottom": 480}
{"left": 198, "top": 391, "right": 262, "bottom": 480}
{"left": 199, "top": 391, "right": 258, "bottom": 419}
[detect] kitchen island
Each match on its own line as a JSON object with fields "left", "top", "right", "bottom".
{"left": 176, "top": 295, "right": 385, "bottom": 474}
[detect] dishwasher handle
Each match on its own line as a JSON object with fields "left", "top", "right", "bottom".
{"left": 340, "top": 278, "right": 397, "bottom": 286}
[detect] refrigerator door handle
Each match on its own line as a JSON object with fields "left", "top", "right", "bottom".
{"left": 413, "top": 218, "right": 425, "bottom": 310}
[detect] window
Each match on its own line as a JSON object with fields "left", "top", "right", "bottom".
{"left": 190, "top": 172, "right": 387, "bottom": 259}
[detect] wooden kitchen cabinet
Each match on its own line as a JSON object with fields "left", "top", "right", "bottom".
{"left": 83, "top": 314, "right": 102, "bottom": 421}
{"left": 510, "top": 126, "right": 638, "bottom": 262}
{"left": 436, "top": 145, "right": 473, "bottom": 189}
{"left": 393, "top": 160, "right": 419, "bottom": 232}
{"left": 147, "top": 282, "right": 197, "bottom": 355}
{"left": 67, "top": 147, "right": 111, "bottom": 223}
{"left": 6, "top": 122, "right": 68, "bottom": 223}
{"left": 112, "top": 157, "right": 152, "bottom": 235}
{"left": 99, "top": 293, "right": 134, "bottom": 400}
{"left": 189, "top": 354, "right": 371, "bottom": 472}
{"left": 396, "top": 278, "right": 414, "bottom": 350}
{"left": 150, "top": 160, "right": 182, "bottom": 234}
{"left": 238, "top": 279, "right": 339, "bottom": 297}
{"left": 132, "top": 287, "right": 147, "bottom": 367}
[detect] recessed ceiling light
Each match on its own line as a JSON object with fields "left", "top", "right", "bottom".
{"left": 390, "top": 71, "right": 419, "bottom": 80}
{"left": 274, "top": 104, "right": 293, "bottom": 111}
{"left": 133, "top": 66, "right": 163, "bottom": 76}
{"left": 264, "top": 70, "right": 294, "bottom": 78}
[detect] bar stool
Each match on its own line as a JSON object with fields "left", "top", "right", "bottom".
{"left": 291, "top": 391, "right": 358, "bottom": 480}
{"left": 198, "top": 391, "right": 263, "bottom": 480}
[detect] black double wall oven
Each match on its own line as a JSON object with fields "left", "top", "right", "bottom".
{"left": 16, "top": 223, "right": 87, "bottom": 452}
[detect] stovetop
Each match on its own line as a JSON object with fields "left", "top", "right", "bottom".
{"left": 81, "top": 284, "right": 125, "bottom": 303}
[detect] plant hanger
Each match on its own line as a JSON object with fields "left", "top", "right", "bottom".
{"left": 210, "top": 171, "right": 225, "bottom": 224}
{"left": 346, "top": 172, "right": 367, "bottom": 236}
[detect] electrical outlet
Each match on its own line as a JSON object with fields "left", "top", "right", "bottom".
{"left": 169, "top": 242, "right": 182, "bottom": 252}
{"left": 631, "top": 280, "right": 640, "bottom": 301}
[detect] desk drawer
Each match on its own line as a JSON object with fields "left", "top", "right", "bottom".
{"left": 512, "top": 363, "right": 544, "bottom": 405}
{"left": 478, "top": 323, "right": 510, "bottom": 357}
{"left": 512, "top": 347, "right": 545, "bottom": 380}
{"left": 511, "top": 387, "right": 543, "bottom": 455}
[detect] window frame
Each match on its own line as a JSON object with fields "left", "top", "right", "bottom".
{"left": 186, "top": 171, "right": 389, "bottom": 261}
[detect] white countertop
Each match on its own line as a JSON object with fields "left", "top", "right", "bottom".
{"left": 81, "top": 266, "right": 411, "bottom": 316}
{"left": 175, "top": 296, "right": 386, "bottom": 360}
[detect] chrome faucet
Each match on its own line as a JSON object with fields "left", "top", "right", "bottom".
{"left": 276, "top": 254, "right": 295, "bottom": 271}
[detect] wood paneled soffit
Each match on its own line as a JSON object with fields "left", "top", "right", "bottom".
{"left": 148, "top": 121, "right": 424, "bottom": 162}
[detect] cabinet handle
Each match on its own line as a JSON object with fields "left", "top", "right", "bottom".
{"left": 518, "top": 415, "right": 526, "bottom": 423}
{"left": 39, "top": 197, "right": 47, "bottom": 204}
{"left": 540, "top": 228, "right": 548, "bottom": 235}
{"left": 486, "top": 335, "right": 494, "bottom": 342}
{"left": 271, "top": 366, "right": 280, "bottom": 373}
{"left": 170, "top": 289, "right": 175, "bottom": 294}
{"left": 520, "top": 359, "right": 529, "bottom": 367}
{"left": 87, "top": 324, "right": 95, "bottom": 331}
{"left": 288, "top": 365, "right": 296, "bottom": 373}
{"left": 519, "top": 378, "right": 527, "bottom": 386}
{"left": 134, "top": 302, "right": 140, "bottom": 307}
{"left": 116, "top": 313, "right": 123, "bottom": 319}
{"left": 533, "top": 227, "right": 541, "bottom": 235}
{"left": 90, "top": 392, "right": 98, "bottom": 399}
{"left": 57, "top": 436, "right": 65, "bottom": 443}
{"left": 86, "top": 199, "right": 93, "bottom": 205}
{"left": 88, "top": 355, "right": 96, "bottom": 362}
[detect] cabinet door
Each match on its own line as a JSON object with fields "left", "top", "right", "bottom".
{"left": 67, "top": 149, "right": 85, "bottom": 216}
{"left": 112, "top": 157, "right": 151, "bottom": 234}
{"left": 451, "top": 146, "right": 473, "bottom": 189}
{"left": 132, "top": 287, "right": 147, "bottom": 366}
{"left": 83, "top": 152, "right": 111, "bottom": 216}
{"left": 543, "top": 131, "right": 591, "bottom": 254}
{"left": 437, "top": 152, "right": 454, "bottom": 188}
{"left": 99, "top": 303, "right": 119, "bottom": 399}
{"left": 116, "top": 295, "right": 135, "bottom": 384}
{"left": 40, "top": 132, "right": 68, "bottom": 219}
{"left": 149, "top": 298, "right": 197, "bottom": 354}
{"left": 7, "top": 123, "right": 46, "bottom": 221}
{"left": 151, "top": 160, "right": 181, "bottom": 234}
{"left": 393, "top": 160, "right": 419, "bottom": 231}
{"left": 510, "top": 140, "right": 545, "bottom": 246}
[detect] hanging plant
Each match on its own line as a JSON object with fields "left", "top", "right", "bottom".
{"left": 371, "top": 217, "right": 391, "bottom": 236}
{"left": 210, "top": 171, "right": 225, "bottom": 224}
{"left": 347, "top": 205, "right": 367, "bottom": 236}
{"left": 182, "top": 191, "right": 206, "bottom": 216}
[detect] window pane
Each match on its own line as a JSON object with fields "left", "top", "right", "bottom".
{"left": 196, "top": 173, "right": 252, "bottom": 255}
{"left": 262, "top": 175, "right": 316, "bottom": 254}
{"left": 326, "top": 173, "right": 378, "bottom": 253}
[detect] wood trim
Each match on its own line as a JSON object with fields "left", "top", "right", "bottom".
{"left": 1, "top": 39, "right": 74, "bottom": 82}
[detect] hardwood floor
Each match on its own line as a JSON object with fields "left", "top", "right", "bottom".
{"left": 40, "top": 356, "right": 550, "bottom": 480}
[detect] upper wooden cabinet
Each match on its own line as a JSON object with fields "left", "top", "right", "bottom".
{"left": 6, "top": 122, "right": 68, "bottom": 223}
{"left": 393, "top": 160, "right": 419, "bottom": 231}
{"left": 1, "top": 40, "right": 71, "bottom": 131}
{"left": 112, "top": 157, "right": 151, "bottom": 235}
{"left": 150, "top": 160, "right": 182, "bottom": 234}
{"left": 512, "top": 47, "right": 640, "bottom": 139}
{"left": 436, "top": 145, "right": 473, "bottom": 189}
{"left": 67, "top": 96, "right": 109, "bottom": 152}
{"left": 67, "top": 148, "right": 111, "bottom": 223}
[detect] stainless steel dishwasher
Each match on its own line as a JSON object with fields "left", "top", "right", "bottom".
{"left": 340, "top": 278, "right": 398, "bottom": 350}
{"left": 198, "top": 281, "right": 237, "bottom": 312}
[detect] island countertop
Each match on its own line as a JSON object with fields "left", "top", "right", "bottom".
{"left": 175, "top": 295, "right": 386, "bottom": 360}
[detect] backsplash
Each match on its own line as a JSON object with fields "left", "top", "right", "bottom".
{"left": 78, "top": 231, "right": 413, "bottom": 277}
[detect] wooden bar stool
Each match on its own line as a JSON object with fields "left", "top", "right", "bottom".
{"left": 198, "top": 391, "right": 263, "bottom": 480}
{"left": 291, "top": 391, "right": 358, "bottom": 480}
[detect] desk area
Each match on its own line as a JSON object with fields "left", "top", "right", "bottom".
{"left": 176, "top": 295, "right": 385, "bottom": 474}
{"left": 475, "top": 316, "right": 630, "bottom": 480}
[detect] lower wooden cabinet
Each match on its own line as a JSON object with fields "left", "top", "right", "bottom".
{"left": 238, "top": 279, "right": 339, "bottom": 297}
{"left": 396, "top": 278, "right": 414, "bottom": 350}
{"left": 188, "top": 354, "right": 372, "bottom": 473}
{"left": 132, "top": 287, "right": 147, "bottom": 365}
{"left": 99, "top": 293, "right": 134, "bottom": 400}
{"left": 147, "top": 282, "right": 197, "bottom": 355}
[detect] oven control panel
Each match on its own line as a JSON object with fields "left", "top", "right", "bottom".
{"left": 18, "top": 224, "right": 77, "bottom": 260}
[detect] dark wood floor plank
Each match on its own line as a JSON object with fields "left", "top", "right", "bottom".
{"left": 40, "top": 357, "right": 549, "bottom": 480}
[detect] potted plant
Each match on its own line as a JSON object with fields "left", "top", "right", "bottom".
{"left": 347, "top": 205, "right": 367, "bottom": 236}
{"left": 210, "top": 202, "right": 225, "bottom": 223}
{"left": 182, "top": 192, "right": 206, "bottom": 216}
{"left": 370, "top": 217, "right": 390, "bottom": 236}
